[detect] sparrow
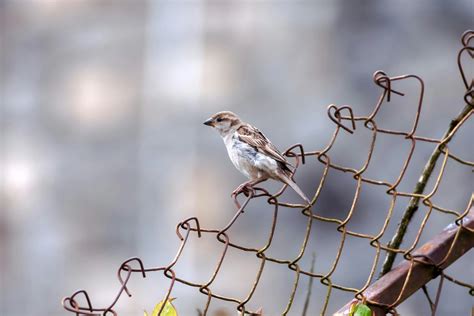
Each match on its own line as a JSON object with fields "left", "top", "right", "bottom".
{"left": 204, "top": 111, "right": 310, "bottom": 204}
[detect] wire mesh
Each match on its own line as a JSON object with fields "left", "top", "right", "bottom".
{"left": 62, "top": 30, "right": 474, "bottom": 316}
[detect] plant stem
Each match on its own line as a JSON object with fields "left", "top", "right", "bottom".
{"left": 379, "top": 103, "right": 473, "bottom": 277}
{"left": 302, "top": 252, "right": 316, "bottom": 316}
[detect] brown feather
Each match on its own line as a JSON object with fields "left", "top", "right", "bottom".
{"left": 236, "top": 124, "right": 294, "bottom": 169}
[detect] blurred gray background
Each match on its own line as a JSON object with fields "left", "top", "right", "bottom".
{"left": 1, "top": 1, "right": 473, "bottom": 315}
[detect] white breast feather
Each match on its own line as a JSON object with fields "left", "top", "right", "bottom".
{"left": 223, "top": 132, "right": 278, "bottom": 180}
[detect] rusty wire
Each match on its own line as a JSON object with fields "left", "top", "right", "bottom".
{"left": 62, "top": 30, "right": 474, "bottom": 316}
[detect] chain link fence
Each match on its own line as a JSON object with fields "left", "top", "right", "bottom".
{"left": 62, "top": 30, "right": 474, "bottom": 316}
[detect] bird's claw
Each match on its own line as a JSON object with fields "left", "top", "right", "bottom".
{"left": 231, "top": 183, "right": 255, "bottom": 198}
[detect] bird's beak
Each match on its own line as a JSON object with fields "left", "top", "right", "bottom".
{"left": 203, "top": 118, "right": 214, "bottom": 127}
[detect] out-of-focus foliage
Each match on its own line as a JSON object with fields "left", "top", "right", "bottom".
{"left": 349, "top": 302, "right": 373, "bottom": 316}
{"left": 144, "top": 298, "right": 177, "bottom": 316}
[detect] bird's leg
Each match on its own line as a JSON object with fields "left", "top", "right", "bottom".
{"left": 231, "top": 181, "right": 252, "bottom": 197}
{"left": 232, "top": 178, "right": 267, "bottom": 197}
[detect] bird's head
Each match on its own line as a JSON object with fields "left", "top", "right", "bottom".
{"left": 203, "top": 111, "right": 242, "bottom": 135}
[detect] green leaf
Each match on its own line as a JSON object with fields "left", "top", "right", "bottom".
{"left": 144, "top": 298, "right": 178, "bottom": 316}
{"left": 349, "top": 302, "right": 372, "bottom": 316}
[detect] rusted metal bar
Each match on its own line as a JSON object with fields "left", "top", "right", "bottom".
{"left": 335, "top": 208, "right": 474, "bottom": 316}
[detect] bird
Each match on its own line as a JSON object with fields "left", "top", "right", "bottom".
{"left": 203, "top": 111, "right": 310, "bottom": 204}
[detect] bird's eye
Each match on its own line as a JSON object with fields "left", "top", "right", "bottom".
{"left": 216, "top": 118, "right": 223, "bottom": 122}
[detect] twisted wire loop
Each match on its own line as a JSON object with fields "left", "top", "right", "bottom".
{"left": 62, "top": 30, "right": 474, "bottom": 315}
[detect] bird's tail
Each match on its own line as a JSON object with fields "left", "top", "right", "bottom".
{"left": 280, "top": 175, "right": 311, "bottom": 205}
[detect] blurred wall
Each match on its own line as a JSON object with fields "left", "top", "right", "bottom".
{"left": 1, "top": 1, "right": 473, "bottom": 315}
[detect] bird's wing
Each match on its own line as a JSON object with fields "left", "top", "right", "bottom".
{"left": 236, "top": 124, "right": 293, "bottom": 168}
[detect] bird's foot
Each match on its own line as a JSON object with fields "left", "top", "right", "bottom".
{"left": 231, "top": 183, "right": 255, "bottom": 198}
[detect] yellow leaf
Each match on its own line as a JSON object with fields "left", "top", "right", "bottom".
{"left": 144, "top": 298, "right": 177, "bottom": 316}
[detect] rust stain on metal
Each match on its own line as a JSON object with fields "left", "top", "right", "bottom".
{"left": 337, "top": 209, "right": 474, "bottom": 315}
